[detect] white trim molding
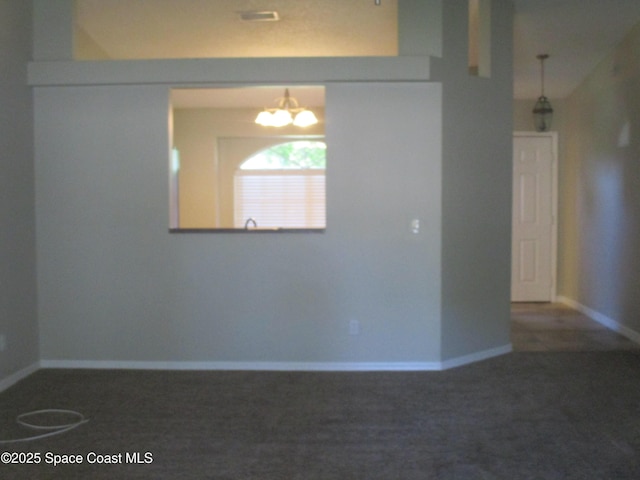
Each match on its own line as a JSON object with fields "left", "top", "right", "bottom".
{"left": 28, "top": 56, "right": 431, "bottom": 87}
{"left": 440, "top": 344, "right": 513, "bottom": 370}
{"left": 557, "top": 296, "right": 640, "bottom": 345}
{"left": 40, "top": 360, "right": 443, "bottom": 372}
{"left": 0, "top": 363, "right": 40, "bottom": 393}
{"left": 41, "top": 347, "right": 513, "bottom": 372}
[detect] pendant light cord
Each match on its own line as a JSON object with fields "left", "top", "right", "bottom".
{"left": 540, "top": 57, "right": 545, "bottom": 96}
{"left": 537, "top": 54, "right": 549, "bottom": 97}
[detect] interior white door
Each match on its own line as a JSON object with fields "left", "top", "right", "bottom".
{"left": 511, "top": 134, "right": 556, "bottom": 302}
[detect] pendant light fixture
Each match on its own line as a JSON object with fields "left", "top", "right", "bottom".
{"left": 532, "top": 54, "right": 553, "bottom": 132}
{"left": 255, "top": 89, "right": 318, "bottom": 128}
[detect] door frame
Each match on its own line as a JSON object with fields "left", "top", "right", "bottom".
{"left": 512, "top": 131, "right": 559, "bottom": 302}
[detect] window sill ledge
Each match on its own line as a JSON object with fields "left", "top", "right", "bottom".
{"left": 169, "top": 228, "right": 326, "bottom": 234}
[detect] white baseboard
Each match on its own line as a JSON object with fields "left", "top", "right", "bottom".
{"left": 39, "top": 345, "right": 514, "bottom": 373}
{"left": 41, "top": 351, "right": 510, "bottom": 372}
{"left": 40, "top": 360, "right": 443, "bottom": 372}
{"left": 440, "top": 344, "right": 513, "bottom": 370}
{"left": 0, "top": 362, "right": 39, "bottom": 393}
{"left": 557, "top": 296, "right": 640, "bottom": 345}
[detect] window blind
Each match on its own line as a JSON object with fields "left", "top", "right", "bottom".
{"left": 234, "top": 170, "right": 326, "bottom": 228}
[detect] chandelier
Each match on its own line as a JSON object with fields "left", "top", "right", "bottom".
{"left": 255, "top": 89, "right": 318, "bottom": 128}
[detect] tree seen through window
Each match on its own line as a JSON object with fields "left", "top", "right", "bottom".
{"left": 240, "top": 141, "right": 326, "bottom": 170}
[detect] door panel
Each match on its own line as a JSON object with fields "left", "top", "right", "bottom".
{"left": 512, "top": 134, "right": 555, "bottom": 301}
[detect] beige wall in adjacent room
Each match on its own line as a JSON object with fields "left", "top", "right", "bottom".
{"left": 173, "top": 108, "right": 324, "bottom": 229}
{"left": 558, "top": 20, "right": 640, "bottom": 335}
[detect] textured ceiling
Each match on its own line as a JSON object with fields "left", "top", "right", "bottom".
{"left": 513, "top": 0, "right": 640, "bottom": 99}
{"left": 76, "top": 0, "right": 640, "bottom": 101}
{"left": 76, "top": 0, "right": 398, "bottom": 59}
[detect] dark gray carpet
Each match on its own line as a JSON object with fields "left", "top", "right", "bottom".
{"left": 1, "top": 352, "right": 640, "bottom": 479}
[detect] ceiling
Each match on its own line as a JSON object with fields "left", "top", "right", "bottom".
{"left": 75, "top": 0, "right": 398, "bottom": 59}
{"left": 513, "top": 0, "right": 640, "bottom": 99}
{"left": 76, "top": 1, "right": 640, "bottom": 103}
{"left": 171, "top": 86, "right": 325, "bottom": 109}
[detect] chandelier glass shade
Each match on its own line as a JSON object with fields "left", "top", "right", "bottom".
{"left": 255, "top": 89, "right": 318, "bottom": 128}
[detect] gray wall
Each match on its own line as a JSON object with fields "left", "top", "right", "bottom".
{"left": 435, "top": 0, "right": 513, "bottom": 360}
{"left": 35, "top": 83, "right": 443, "bottom": 365}
{"left": 559, "top": 20, "right": 640, "bottom": 333}
{"left": 0, "top": 0, "right": 38, "bottom": 383}
{"left": 30, "top": 0, "right": 514, "bottom": 367}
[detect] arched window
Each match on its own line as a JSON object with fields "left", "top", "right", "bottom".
{"left": 234, "top": 141, "right": 326, "bottom": 229}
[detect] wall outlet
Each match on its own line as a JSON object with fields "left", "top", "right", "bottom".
{"left": 349, "top": 319, "right": 360, "bottom": 336}
{"left": 0, "top": 334, "right": 6, "bottom": 352}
